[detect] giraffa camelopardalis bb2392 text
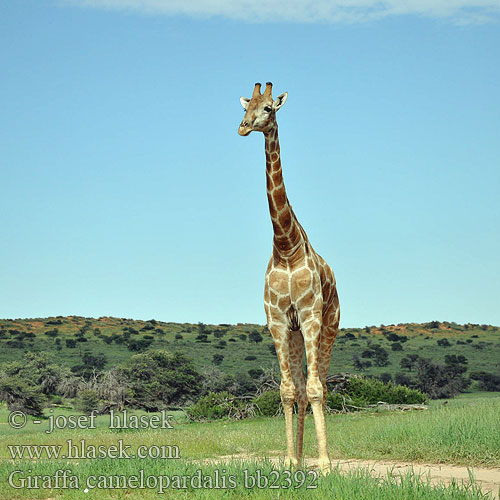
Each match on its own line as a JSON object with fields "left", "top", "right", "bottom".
{"left": 238, "top": 82, "right": 340, "bottom": 473}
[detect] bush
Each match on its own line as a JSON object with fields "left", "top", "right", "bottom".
{"left": 378, "top": 373, "right": 392, "bottom": 383}
{"left": 245, "top": 355, "right": 257, "bottom": 361}
{"left": 253, "top": 390, "right": 281, "bottom": 416}
{"left": 122, "top": 350, "right": 201, "bottom": 410}
{"left": 75, "top": 389, "right": 100, "bottom": 414}
{"left": 212, "top": 354, "right": 224, "bottom": 366}
{"left": 346, "top": 376, "right": 426, "bottom": 405}
{"left": 470, "top": 371, "right": 500, "bottom": 391}
{"left": 0, "top": 375, "right": 46, "bottom": 416}
{"left": 186, "top": 392, "right": 248, "bottom": 421}
{"left": 248, "top": 368, "right": 264, "bottom": 379}
{"left": 413, "top": 357, "right": 469, "bottom": 398}
{"left": 326, "top": 375, "right": 426, "bottom": 411}
{"left": 437, "top": 338, "right": 451, "bottom": 347}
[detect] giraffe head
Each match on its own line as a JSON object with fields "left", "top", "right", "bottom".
{"left": 238, "top": 82, "right": 288, "bottom": 136}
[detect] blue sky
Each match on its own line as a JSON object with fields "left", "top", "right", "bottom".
{"left": 1, "top": 0, "right": 499, "bottom": 327}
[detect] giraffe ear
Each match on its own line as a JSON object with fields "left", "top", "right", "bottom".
{"left": 273, "top": 92, "right": 288, "bottom": 111}
{"left": 240, "top": 97, "right": 251, "bottom": 110}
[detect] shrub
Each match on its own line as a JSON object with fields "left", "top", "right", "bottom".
{"left": 248, "top": 368, "right": 264, "bottom": 379}
{"left": 249, "top": 331, "right": 263, "bottom": 343}
{"left": 253, "top": 390, "right": 281, "bottom": 416}
{"left": 413, "top": 357, "right": 469, "bottom": 398}
{"left": 186, "top": 392, "right": 248, "bottom": 421}
{"left": 437, "top": 338, "right": 451, "bottom": 347}
{"left": 394, "top": 372, "right": 414, "bottom": 387}
{"left": 215, "top": 340, "right": 227, "bottom": 349}
{"left": 0, "top": 375, "right": 46, "bottom": 416}
{"left": 127, "top": 338, "right": 153, "bottom": 352}
{"left": 326, "top": 375, "right": 426, "bottom": 411}
{"left": 347, "top": 376, "right": 425, "bottom": 404}
{"left": 212, "top": 354, "right": 224, "bottom": 366}
{"left": 470, "top": 371, "right": 500, "bottom": 391}
{"left": 75, "top": 389, "right": 100, "bottom": 414}
{"left": 245, "top": 355, "right": 257, "bottom": 361}
{"left": 122, "top": 350, "right": 201, "bottom": 410}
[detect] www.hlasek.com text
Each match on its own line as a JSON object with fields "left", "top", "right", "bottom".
{"left": 8, "top": 439, "right": 179, "bottom": 460}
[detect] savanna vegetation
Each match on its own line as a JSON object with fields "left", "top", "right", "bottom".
{"left": 1, "top": 317, "right": 499, "bottom": 499}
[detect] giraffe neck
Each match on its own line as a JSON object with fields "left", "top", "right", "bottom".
{"left": 264, "top": 125, "right": 304, "bottom": 256}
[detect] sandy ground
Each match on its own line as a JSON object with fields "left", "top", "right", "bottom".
{"left": 202, "top": 454, "right": 500, "bottom": 499}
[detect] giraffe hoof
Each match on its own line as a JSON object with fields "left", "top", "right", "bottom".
{"left": 284, "top": 456, "right": 299, "bottom": 468}
{"left": 317, "top": 458, "right": 331, "bottom": 475}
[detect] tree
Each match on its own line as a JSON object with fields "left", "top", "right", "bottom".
{"left": 470, "top": 371, "right": 500, "bottom": 391}
{"left": 249, "top": 331, "right": 263, "bottom": 343}
{"left": 127, "top": 338, "right": 153, "bottom": 352}
{"left": 413, "top": 356, "right": 470, "bottom": 398}
{"left": 361, "top": 345, "right": 389, "bottom": 366}
{"left": 75, "top": 389, "right": 100, "bottom": 415}
{"left": 82, "top": 351, "right": 107, "bottom": 371}
{"left": 394, "top": 372, "right": 414, "bottom": 387}
{"left": 437, "top": 338, "right": 451, "bottom": 347}
{"left": 400, "top": 354, "right": 419, "bottom": 372}
{"left": 66, "top": 338, "right": 77, "bottom": 348}
{"left": 378, "top": 373, "right": 392, "bottom": 383}
{"left": 121, "top": 350, "right": 201, "bottom": 410}
{"left": 391, "top": 342, "right": 403, "bottom": 351}
{"left": 0, "top": 376, "right": 46, "bottom": 416}
{"left": 215, "top": 340, "right": 227, "bottom": 349}
{"left": 444, "top": 354, "right": 468, "bottom": 366}
{"left": 212, "top": 354, "right": 224, "bottom": 366}
{"left": 248, "top": 368, "right": 264, "bottom": 379}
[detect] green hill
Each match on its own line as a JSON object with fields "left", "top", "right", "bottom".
{"left": 0, "top": 317, "right": 499, "bottom": 379}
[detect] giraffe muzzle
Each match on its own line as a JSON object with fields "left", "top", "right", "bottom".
{"left": 238, "top": 120, "right": 252, "bottom": 136}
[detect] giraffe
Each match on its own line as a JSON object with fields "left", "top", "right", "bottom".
{"left": 238, "top": 82, "right": 340, "bottom": 473}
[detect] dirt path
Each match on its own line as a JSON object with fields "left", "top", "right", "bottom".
{"left": 202, "top": 455, "right": 500, "bottom": 499}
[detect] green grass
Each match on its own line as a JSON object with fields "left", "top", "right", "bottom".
{"left": 1, "top": 394, "right": 499, "bottom": 465}
{"left": 1, "top": 395, "right": 499, "bottom": 499}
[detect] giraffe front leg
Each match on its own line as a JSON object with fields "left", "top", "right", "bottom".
{"left": 302, "top": 315, "right": 331, "bottom": 474}
{"left": 269, "top": 322, "right": 297, "bottom": 467}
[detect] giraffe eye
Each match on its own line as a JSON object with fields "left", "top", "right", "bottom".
{"left": 264, "top": 106, "right": 272, "bottom": 113}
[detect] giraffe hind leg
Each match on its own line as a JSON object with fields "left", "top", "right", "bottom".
{"left": 289, "top": 329, "right": 307, "bottom": 462}
{"left": 318, "top": 326, "right": 337, "bottom": 411}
